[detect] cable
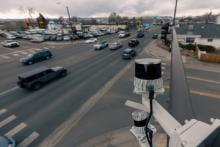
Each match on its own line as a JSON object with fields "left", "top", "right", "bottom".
{"left": 145, "top": 85, "right": 154, "bottom": 147}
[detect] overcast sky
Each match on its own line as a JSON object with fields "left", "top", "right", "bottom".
{"left": 0, "top": 0, "right": 220, "bottom": 19}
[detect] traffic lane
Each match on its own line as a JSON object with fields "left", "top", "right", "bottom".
{"left": 0, "top": 30, "right": 140, "bottom": 92}
{"left": 0, "top": 32, "right": 154, "bottom": 146}
{"left": 190, "top": 94, "right": 220, "bottom": 122}
{"left": 1, "top": 47, "right": 134, "bottom": 146}
{"left": 0, "top": 32, "right": 130, "bottom": 91}
{"left": 0, "top": 29, "right": 152, "bottom": 114}
{"left": 55, "top": 50, "right": 159, "bottom": 147}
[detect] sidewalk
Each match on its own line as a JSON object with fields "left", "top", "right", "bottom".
{"left": 146, "top": 40, "right": 220, "bottom": 73}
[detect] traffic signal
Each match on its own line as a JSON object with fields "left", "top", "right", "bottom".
{"left": 160, "top": 23, "right": 169, "bottom": 40}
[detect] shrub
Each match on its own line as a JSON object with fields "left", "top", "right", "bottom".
{"left": 179, "top": 43, "right": 196, "bottom": 51}
{"left": 197, "top": 44, "right": 216, "bottom": 53}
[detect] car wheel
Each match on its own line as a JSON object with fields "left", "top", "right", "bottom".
{"left": 46, "top": 56, "right": 51, "bottom": 59}
{"left": 31, "top": 82, "right": 42, "bottom": 90}
{"left": 60, "top": 71, "right": 67, "bottom": 77}
{"left": 28, "top": 61, "right": 33, "bottom": 65}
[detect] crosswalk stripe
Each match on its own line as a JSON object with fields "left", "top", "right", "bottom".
{"left": 0, "top": 115, "right": 16, "bottom": 128}
{"left": 5, "top": 122, "right": 27, "bottom": 137}
{"left": 0, "top": 109, "right": 7, "bottom": 115}
{"left": 17, "top": 132, "right": 40, "bottom": 147}
{"left": 162, "top": 66, "right": 166, "bottom": 70}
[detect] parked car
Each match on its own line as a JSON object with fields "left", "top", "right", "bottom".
{"left": 94, "top": 41, "right": 108, "bottom": 50}
{"left": 43, "top": 34, "right": 51, "bottom": 41}
{"left": 128, "top": 39, "right": 139, "bottom": 47}
{"left": 56, "top": 34, "right": 63, "bottom": 41}
{"left": 152, "top": 34, "right": 158, "bottom": 39}
{"left": 0, "top": 136, "right": 16, "bottom": 147}
{"left": 137, "top": 32, "right": 144, "bottom": 38}
{"left": 122, "top": 48, "right": 136, "bottom": 60}
{"left": 20, "top": 49, "right": 52, "bottom": 65}
{"left": 63, "top": 35, "right": 71, "bottom": 41}
{"left": 119, "top": 32, "right": 130, "bottom": 38}
{"left": 50, "top": 35, "right": 57, "bottom": 41}
{"left": 85, "top": 38, "right": 98, "bottom": 43}
{"left": 70, "top": 35, "right": 79, "bottom": 40}
{"left": 1, "top": 40, "right": 19, "bottom": 48}
{"left": 109, "top": 42, "right": 122, "bottom": 50}
{"left": 17, "top": 66, "right": 67, "bottom": 90}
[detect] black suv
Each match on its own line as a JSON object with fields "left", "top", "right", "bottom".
{"left": 17, "top": 66, "right": 67, "bottom": 90}
{"left": 122, "top": 48, "right": 136, "bottom": 60}
{"left": 136, "top": 32, "right": 144, "bottom": 38}
{"left": 20, "top": 49, "right": 52, "bottom": 65}
{"left": 128, "top": 39, "right": 139, "bottom": 47}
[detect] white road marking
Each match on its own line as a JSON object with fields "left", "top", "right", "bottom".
{"left": 162, "top": 62, "right": 167, "bottom": 66}
{"left": 0, "top": 55, "right": 10, "bottom": 59}
{"left": 162, "top": 66, "right": 166, "bottom": 70}
{"left": 17, "top": 132, "right": 40, "bottom": 147}
{"left": 33, "top": 48, "right": 41, "bottom": 51}
{"left": 0, "top": 86, "right": 19, "bottom": 96}
{"left": 0, "top": 115, "right": 16, "bottom": 128}
{"left": 18, "top": 51, "right": 28, "bottom": 55}
{"left": 0, "top": 109, "right": 7, "bottom": 115}
{"left": 39, "top": 59, "right": 135, "bottom": 147}
{"left": 187, "top": 76, "right": 220, "bottom": 85}
{"left": 5, "top": 122, "right": 27, "bottom": 137}
{"left": 12, "top": 53, "right": 20, "bottom": 57}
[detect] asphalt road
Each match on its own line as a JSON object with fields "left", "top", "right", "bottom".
{"left": 1, "top": 29, "right": 220, "bottom": 147}
{"left": 0, "top": 29, "right": 158, "bottom": 146}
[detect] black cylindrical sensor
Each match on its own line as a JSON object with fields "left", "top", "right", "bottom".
{"left": 135, "top": 59, "right": 161, "bottom": 80}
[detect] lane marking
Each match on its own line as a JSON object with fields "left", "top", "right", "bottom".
{"left": 39, "top": 59, "right": 135, "bottom": 147}
{"left": 162, "top": 66, "right": 166, "bottom": 70}
{"left": 12, "top": 54, "right": 20, "bottom": 57}
{"left": 17, "top": 132, "right": 40, "bottom": 147}
{"left": 0, "top": 55, "right": 10, "bottom": 59}
{"left": 0, "top": 109, "right": 7, "bottom": 115}
{"left": 18, "top": 51, "right": 28, "bottom": 55}
{"left": 164, "top": 85, "right": 220, "bottom": 100}
{"left": 0, "top": 115, "right": 16, "bottom": 128}
{"left": 187, "top": 76, "right": 220, "bottom": 85}
{"left": 0, "top": 86, "right": 19, "bottom": 96}
{"left": 5, "top": 122, "right": 27, "bottom": 137}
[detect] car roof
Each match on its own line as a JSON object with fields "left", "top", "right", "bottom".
{"left": 131, "top": 39, "right": 137, "bottom": 41}
{"left": 123, "top": 48, "right": 133, "bottom": 52}
{"left": 19, "top": 67, "right": 49, "bottom": 79}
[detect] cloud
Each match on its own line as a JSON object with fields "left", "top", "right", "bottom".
{"left": 0, "top": 0, "right": 219, "bottom": 18}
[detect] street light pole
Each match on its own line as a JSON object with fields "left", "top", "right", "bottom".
{"left": 173, "top": 0, "right": 178, "bottom": 26}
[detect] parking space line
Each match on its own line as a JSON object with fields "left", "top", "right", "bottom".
{"left": 0, "top": 115, "right": 16, "bottom": 128}
{"left": 187, "top": 76, "right": 220, "bottom": 85}
{"left": 0, "top": 109, "right": 7, "bottom": 115}
{"left": 5, "top": 122, "right": 27, "bottom": 137}
{"left": 17, "top": 132, "right": 40, "bottom": 147}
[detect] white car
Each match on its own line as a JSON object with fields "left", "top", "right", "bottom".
{"left": 85, "top": 38, "right": 97, "bottom": 43}
{"left": 1, "top": 40, "right": 19, "bottom": 48}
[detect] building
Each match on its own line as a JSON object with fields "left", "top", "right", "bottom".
{"left": 176, "top": 23, "right": 220, "bottom": 49}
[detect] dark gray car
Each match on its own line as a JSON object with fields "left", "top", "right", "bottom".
{"left": 0, "top": 136, "right": 15, "bottom": 147}
{"left": 17, "top": 66, "right": 67, "bottom": 90}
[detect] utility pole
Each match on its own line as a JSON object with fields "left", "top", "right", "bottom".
{"left": 66, "top": 6, "right": 75, "bottom": 35}
{"left": 173, "top": 0, "right": 178, "bottom": 26}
